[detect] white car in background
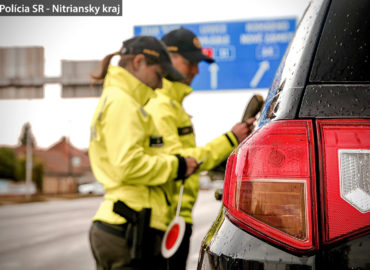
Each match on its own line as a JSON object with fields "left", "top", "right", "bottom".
{"left": 78, "top": 181, "right": 104, "bottom": 195}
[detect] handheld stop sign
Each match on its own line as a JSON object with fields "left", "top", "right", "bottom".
{"left": 161, "top": 182, "right": 186, "bottom": 258}
{"left": 161, "top": 159, "right": 203, "bottom": 258}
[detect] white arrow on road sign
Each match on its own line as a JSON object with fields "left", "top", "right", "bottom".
{"left": 250, "top": 61, "right": 270, "bottom": 88}
{"left": 209, "top": 63, "right": 219, "bottom": 89}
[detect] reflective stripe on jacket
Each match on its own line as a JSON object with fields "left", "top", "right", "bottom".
{"left": 145, "top": 78, "right": 238, "bottom": 224}
{"left": 89, "top": 66, "right": 179, "bottom": 231}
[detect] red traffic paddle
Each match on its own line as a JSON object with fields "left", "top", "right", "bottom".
{"left": 161, "top": 182, "right": 186, "bottom": 258}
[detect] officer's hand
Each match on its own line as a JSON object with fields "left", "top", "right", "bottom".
{"left": 245, "top": 117, "right": 256, "bottom": 135}
{"left": 231, "top": 117, "right": 256, "bottom": 143}
{"left": 184, "top": 157, "right": 198, "bottom": 177}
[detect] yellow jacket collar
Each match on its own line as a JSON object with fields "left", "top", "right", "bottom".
{"left": 159, "top": 78, "right": 193, "bottom": 104}
{"left": 104, "top": 65, "right": 155, "bottom": 106}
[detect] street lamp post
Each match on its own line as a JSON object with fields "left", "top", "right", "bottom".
{"left": 25, "top": 128, "right": 33, "bottom": 199}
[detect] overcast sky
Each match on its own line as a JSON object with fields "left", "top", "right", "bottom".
{"left": 0, "top": 0, "right": 309, "bottom": 149}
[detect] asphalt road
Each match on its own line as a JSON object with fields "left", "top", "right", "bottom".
{"left": 0, "top": 197, "right": 101, "bottom": 270}
{"left": 0, "top": 189, "right": 222, "bottom": 270}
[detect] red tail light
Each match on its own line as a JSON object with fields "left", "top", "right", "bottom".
{"left": 317, "top": 119, "right": 370, "bottom": 244}
{"left": 223, "top": 120, "right": 318, "bottom": 253}
{"left": 223, "top": 153, "right": 237, "bottom": 209}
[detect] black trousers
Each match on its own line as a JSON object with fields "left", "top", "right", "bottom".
{"left": 168, "top": 223, "right": 193, "bottom": 270}
{"left": 89, "top": 221, "right": 167, "bottom": 270}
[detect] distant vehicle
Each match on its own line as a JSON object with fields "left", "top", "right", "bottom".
{"left": 0, "top": 179, "right": 36, "bottom": 195}
{"left": 78, "top": 182, "right": 104, "bottom": 195}
{"left": 198, "top": 0, "right": 370, "bottom": 269}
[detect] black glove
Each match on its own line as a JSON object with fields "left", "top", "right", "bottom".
{"left": 175, "top": 154, "right": 186, "bottom": 181}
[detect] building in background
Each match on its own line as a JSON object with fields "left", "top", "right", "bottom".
{"left": 15, "top": 137, "right": 94, "bottom": 195}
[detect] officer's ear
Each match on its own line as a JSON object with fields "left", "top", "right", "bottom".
{"left": 132, "top": 54, "right": 146, "bottom": 71}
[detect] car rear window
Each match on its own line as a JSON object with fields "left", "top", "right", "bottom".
{"left": 309, "top": 0, "right": 370, "bottom": 83}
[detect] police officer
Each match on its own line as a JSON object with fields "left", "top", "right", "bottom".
{"left": 145, "top": 28, "right": 255, "bottom": 269}
{"left": 88, "top": 36, "right": 199, "bottom": 270}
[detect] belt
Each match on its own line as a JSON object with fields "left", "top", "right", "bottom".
{"left": 94, "top": 220, "right": 128, "bottom": 238}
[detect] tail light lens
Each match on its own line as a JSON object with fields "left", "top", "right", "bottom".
{"left": 223, "top": 153, "right": 237, "bottom": 209}
{"left": 237, "top": 181, "right": 307, "bottom": 239}
{"left": 317, "top": 119, "right": 370, "bottom": 244}
{"left": 339, "top": 149, "right": 370, "bottom": 213}
{"left": 223, "top": 120, "right": 318, "bottom": 253}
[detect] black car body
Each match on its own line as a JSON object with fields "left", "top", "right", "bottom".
{"left": 198, "top": 0, "right": 370, "bottom": 269}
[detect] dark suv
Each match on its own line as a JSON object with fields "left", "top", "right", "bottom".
{"left": 198, "top": 0, "right": 370, "bottom": 269}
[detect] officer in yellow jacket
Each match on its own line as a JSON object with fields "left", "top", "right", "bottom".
{"left": 88, "top": 36, "right": 199, "bottom": 270}
{"left": 145, "top": 28, "right": 255, "bottom": 269}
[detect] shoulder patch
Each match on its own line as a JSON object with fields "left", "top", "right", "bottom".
{"left": 149, "top": 136, "right": 164, "bottom": 147}
{"left": 178, "top": 126, "right": 194, "bottom": 136}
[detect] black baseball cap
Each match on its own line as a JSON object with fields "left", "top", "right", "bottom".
{"left": 161, "top": 28, "right": 215, "bottom": 64}
{"left": 119, "top": 36, "right": 185, "bottom": 82}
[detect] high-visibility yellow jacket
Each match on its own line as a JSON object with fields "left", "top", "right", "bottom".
{"left": 145, "top": 78, "right": 238, "bottom": 224}
{"left": 89, "top": 66, "right": 179, "bottom": 231}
